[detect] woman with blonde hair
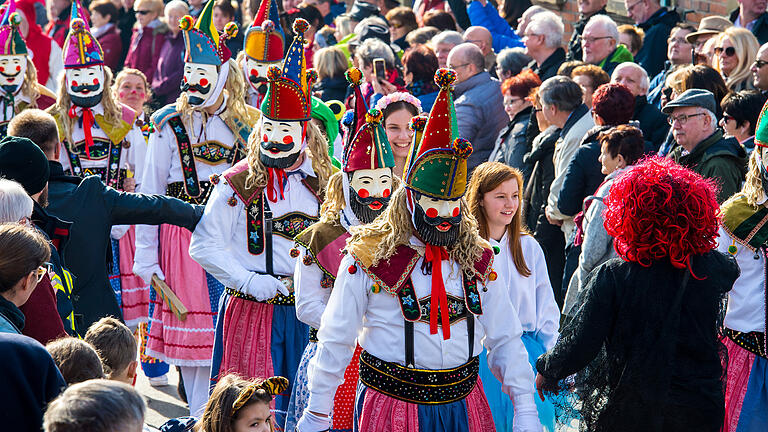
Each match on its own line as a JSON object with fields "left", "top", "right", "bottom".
{"left": 466, "top": 161, "right": 560, "bottom": 431}
{"left": 124, "top": 0, "right": 168, "bottom": 82}
{"left": 312, "top": 46, "right": 347, "bottom": 102}
{"left": 714, "top": 27, "right": 759, "bottom": 91}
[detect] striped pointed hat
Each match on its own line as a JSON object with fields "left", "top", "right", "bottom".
{"left": 62, "top": 0, "right": 103, "bottom": 68}
{"left": 180, "top": 0, "right": 238, "bottom": 66}
{"left": 243, "top": 0, "right": 284, "bottom": 63}
{"left": 0, "top": 0, "right": 27, "bottom": 56}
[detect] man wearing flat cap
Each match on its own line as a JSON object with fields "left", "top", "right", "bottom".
{"left": 666, "top": 89, "right": 747, "bottom": 203}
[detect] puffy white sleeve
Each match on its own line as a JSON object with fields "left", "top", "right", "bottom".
{"left": 125, "top": 126, "right": 148, "bottom": 189}
{"left": 46, "top": 42, "right": 63, "bottom": 93}
{"left": 306, "top": 253, "right": 369, "bottom": 415}
{"left": 294, "top": 246, "right": 332, "bottom": 329}
{"left": 529, "top": 238, "right": 560, "bottom": 351}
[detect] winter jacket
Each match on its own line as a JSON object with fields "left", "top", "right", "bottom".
{"left": 567, "top": 8, "right": 608, "bottom": 62}
{"left": 467, "top": 1, "right": 524, "bottom": 52}
{"left": 314, "top": 76, "right": 348, "bottom": 103}
{"left": 669, "top": 129, "right": 747, "bottom": 203}
{"left": 408, "top": 80, "right": 439, "bottom": 112}
{"left": 647, "top": 61, "right": 673, "bottom": 109}
{"left": 94, "top": 24, "right": 123, "bottom": 72}
{"left": 45, "top": 161, "right": 204, "bottom": 335}
{"left": 557, "top": 125, "right": 609, "bottom": 218}
{"left": 492, "top": 107, "right": 533, "bottom": 181}
{"left": 523, "top": 125, "right": 559, "bottom": 232}
{"left": 0, "top": 295, "right": 24, "bottom": 334}
{"left": 730, "top": 8, "right": 768, "bottom": 45}
{"left": 598, "top": 44, "right": 633, "bottom": 76}
{"left": 454, "top": 71, "right": 509, "bottom": 172}
{"left": 44, "top": 8, "right": 68, "bottom": 47}
{"left": 125, "top": 20, "right": 168, "bottom": 83}
{"left": 633, "top": 96, "right": 669, "bottom": 151}
{"left": 152, "top": 31, "right": 185, "bottom": 107}
{"left": 636, "top": 7, "right": 681, "bottom": 77}
{"left": 528, "top": 47, "right": 566, "bottom": 82}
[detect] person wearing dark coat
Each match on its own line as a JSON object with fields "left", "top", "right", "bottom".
{"left": 730, "top": 4, "right": 768, "bottom": 45}
{"left": 528, "top": 47, "right": 566, "bottom": 83}
{"left": 633, "top": 96, "right": 669, "bottom": 151}
{"left": 566, "top": 2, "right": 608, "bottom": 62}
{"left": 0, "top": 332, "right": 66, "bottom": 432}
{"left": 151, "top": 5, "right": 186, "bottom": 107}
{"left": 524, "top": 11, "right": 566, "bottom": 81}
{"left": 633, "top": 5, "right": 681, "bottom": 77}
{"left": 117, "top": 4, "right": 137, "bottom": 69}
{"left": 314, "top": 75, "right": 347, "bottom": 102}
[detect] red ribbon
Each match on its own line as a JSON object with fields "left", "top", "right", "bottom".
{"left": 68, "top": 105, "right": 95, "bottom": 159}
{"left": 425, "top": 244, "right": 450, "bottom": 340}
{"left": 266, "top": 167, "right": 287, "bottom": 202}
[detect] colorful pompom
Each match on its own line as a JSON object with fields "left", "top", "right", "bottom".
{"left": 262, "top": 20, "right": 275, "bottom": 32}
{"left": 452, "top": 138, "right": 473, "bottom": 159}
{"left": 371, "top": 284, "right": 381, "bottom": 293}
{"left": 303, "top": 254, "right": 313, "bottom": 265}
{"left": 210, "top": 174, "right": 220, "bottom": 185}
{"left": 266, "top": 65, "right": 282, "bottom": 81}
{"left": 227, "top": 196, "right": 237, "bottom": 207}
{"left": 306, "top": 68, "right": 318, "bottom": 84}
{"left": 70, "top": 17, "right": 86, "bottom": 32}
{"left": 727, "top": 244, "right": 737, "bottom": 255}
{"left": 408, "top": 115, "right": 427, "bottom": 131}
{"left": 9, "top": 12, "right": 21, "bottom": 27}
{"left": 348, "top": 264, "right": 357, "bottom": 274}
{"left": 487, "top": 270, "right": 497, "bottom": 282}
{"left": 178, "top": 15, "right": 194, "bottom": 31}
{"left": 341, "top": 110, "right": 355, "bottom": 127}
{"left": 223, "top": 22, "right": 238, "bottom": 39}
{"left": 345, "top": 67, "right": 363, "bottom": 86}
{"left": 434, "top": 68, "right": 457, "bottom": 88}
{"left": 289, "top": 248, "right": 300, "bottom": 258}
{"left": 366, "top": 108, "right": 383, "bottom": 124}
{"left": 492, "top": 245, "right": 501, "bottom": 255}
{"left": 292, "top": 18, "right": 309, "bottom": 34}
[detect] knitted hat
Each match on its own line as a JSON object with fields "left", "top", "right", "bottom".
{"left": 260, "top": 19, "right": 315, "bottom": 121}
{"left": 403, "top": 68, "right": 471, "bottom": 200}
{"left": 180, "top": 0, "right": 238, "bottom": 66}
{"left": 243, "top": 0, "right": 283, "bottom": 63}
{"left": 0, "top": 0, "right": 27, "bottom": 56}
{"left": 62, "top": 0, "right": 103, "bottom": 68}
{"left": 0, "top": 136, "right": 49, "bottom": 195}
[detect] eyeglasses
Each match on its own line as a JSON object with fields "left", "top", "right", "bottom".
{"left": 136, "top": 9, "right": 152, "bottom": 15}
{"left": 714, "top": 46, "right": 736, "bottom": 57}
{"left": 754, "top": 59, "right": 768, "bottom": 68}
{"left": 390, "top": 22, "right": 402, "bottom": 29}
{"left": 34, "top": 263, "right": 53, "bottom": 283}
{"left": 448, "top": 63, "right": 471, "bottom": 70}
{"left": 626, "top": 0, "right": 644, "bottom": 13}
{"left": 581, "top": 36, "right": 613, "bottom": 45}
{"left": 504, "top": 97, "right": 522, "bottom": 107}
{"left": 667, "top": 37, "right": 690, "bottom": 45}
{"left": 532, "top": 107, "right": 543, "bottom": 113}
{"left": 722, "top": 114, "right": 737, "bottom": 123}
{"left": 667, "top": 112, "right": 705, "bottom": 126}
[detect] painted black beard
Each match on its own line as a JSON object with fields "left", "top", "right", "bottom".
{"left": 412, "top": 201, "right": 461, "bottom": 247}
{"left": 70, "top": 92, "right": 102, "bottom": 108}
{"left": 259, "top": 141, "right": 301, "bottom": 169}
{"left": 0, "top": 84, "right": 20, "bottom": 96}
{"left": 348, "top": 185, "right": 390, "bottom": 224}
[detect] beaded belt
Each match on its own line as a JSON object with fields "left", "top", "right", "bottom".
{"left": 358, "top": 350, "right": 479, "bottom": 404}
{"left": 166, "top": 181, "right": 213, "bottom": 205}
{"left": 724, "top": 328, "right": 766, "bottom": 358}
{"left": 225, "top": 288, "right": 295, "bottom": 306}
{"left": 309, "top": 327, "right": 319, "bottom": 343}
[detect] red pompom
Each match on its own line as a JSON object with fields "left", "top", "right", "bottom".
{"left": 306, "top": 68, "right": 318, "bottom": 84}
{"left": 409, "top": 115, "right": 427, "bottom": 132}
{"left": 348, "top": 264, "right": 357, "bottom": 274}
{"left": 267, "top": 65, "right": 282, "bottom": 81}
{"left": 366, "top": 108, "right": 383, "bottom": 124}
{"left": 262, "top": 20, "right": 275, "bottom": 32}
{"left": 487, "top": 270, "right": 497, "bottom": 281}
{"left": 227, "top": 196, "right": 238, "bottom": 207}
{"left": 345, "top": 67, "right": 363, "bottom": 86}
{"left": 70, "top": 17, "right": 86, "bottom": 32}
{"left": 289, "top": 248, "right": 300, "bottom": 258}
{"left": 210, "top": 174, "right": 220, "bottom": 185}
{"left": 452, "top": 138, "right": 473, "bottom": 159}
{"left": 292, "top": 18, "right": 309, "bottom": 34}
{"left": 178, "top": 15, "right": 194, "bottom": 31}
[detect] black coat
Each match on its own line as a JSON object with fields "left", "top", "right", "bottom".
{"left": 636, "top": 7, "right": 681, "bottom": 77}
{"left": 494, "top": 107, "right": 533, "bottom": 181}
{"left": 730, "top": 8, "right": 768, "bottom": 45}
{"left": 523, "top": 125, "right": 559, "bottom": 231}
{"left": 528, "top": 47, "right": 566, "bottom": 82}
{"left": 556, "top": 126, "right": 608, "bottom": 217}
{"left": 314, "top": 76, "right": 348, "bottom": 102}
{"left": 567, "top": 8, "right": 608, "bottom": 62}
{"left": 634, "top": 96, "right": 669, "bottom": 151}
{"left": 45, "top": 161, "right": 204, "bottom": 335}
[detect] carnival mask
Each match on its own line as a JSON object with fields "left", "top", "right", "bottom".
{"left": 66, "top": 65, "right": 105, "bottom": 108}
{"left": 0, "top": 55, "right": 26, "bottom": 95}
{"left": 244, "top": 58, "right": 275, "bottom": 95}
{"left": 412, "top": 193, "right": 461, "bottom": 247}
{"left": 182, "top": 62, "right": 219, "bottom": 106}
{"left": 348, "top": 168, "right": 393, "bottom": 224}
{"left": 258, "top": 117, "right": 304, "bottom": 169}
{"left": 759, "top": 147, "right": 768, "bottom": 196}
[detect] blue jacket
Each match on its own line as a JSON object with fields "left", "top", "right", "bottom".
{"left": 636, "top": 7, "right": 681, "bottom": 77}
{"left": 467, "top": 1, "right": 524, "bottom": 52}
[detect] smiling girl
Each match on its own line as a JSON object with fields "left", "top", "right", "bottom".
{"left": 375, "top": 92, "right": 421, "bottom": 178}
{"left": 466, "top": 161, "right": 560, "bottom": 432}
{"left": 195, "top": 374, "right": 288, "bottom": 432}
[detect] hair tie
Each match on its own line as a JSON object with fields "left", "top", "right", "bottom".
{"left": 230, "top": 376, "right": 289, "bottom": 416}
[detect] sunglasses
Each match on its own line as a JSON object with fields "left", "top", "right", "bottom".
{"left": 714, "top": 46, "right": 736, "bottom": 57}
{"left": 136, "top": 9, "right": 152, "bottom": 15}
{"left": 34, "top": 263, "right": 53, "bottom": 284}
{"left": 754, "top": 59, "right": 768, "bottom": 68}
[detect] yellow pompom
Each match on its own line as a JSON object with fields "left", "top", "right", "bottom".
{"left": 223, "top": 22, "right": 238, "bottom": 38}
{"left": 178, "top": 15, "right": 194, "bottom": 31}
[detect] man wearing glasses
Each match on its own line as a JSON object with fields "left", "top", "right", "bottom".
{"left": 624, "top": 0, "right": 681, "bottom": 77}
{"left": 581, "top": 14, "right": 632, "bottom": 76}
{"left": 665, "top": 89, "right": 747, "bottom": 203}
{"left": 751, "top": 42, "right": 768, "bottom": 92}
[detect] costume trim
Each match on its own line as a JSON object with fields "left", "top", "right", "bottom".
{"left": 273, "top": 211, "right": 317, "bottom": 240}
{"left": 225, "top": 287, "right": 295, "bottom": 305}
{"left": 167, "top": 115, "right": 203, "bottom": 197}
{"left": 293, "top": 220, "right": 349, "bottom": 278}
{"left": 719, "top": 194, "right": 768, "bottom": 251}
{"left": 64, "top": 137, "right": 124, "bottom": 188}
{"left": 166, "top": 181, "right": 214, "bottom": 205}
{"left": 725, "top": 328, "right": 767, "bottom": 358}
{"left": 349, "top": 245, "right": 421, "bottom": 295}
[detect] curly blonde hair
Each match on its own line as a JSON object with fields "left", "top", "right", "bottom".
{"left": 245, "top": 119, "right": 333, "bottom": 192}
{"left": 48, "top": 66, "right": 121, "bottom": 150}
{"left": 347, "top": 187, "right": 486, "bottom": 278}
{"left": 742, "top": 147, "right": 764, "bottom": 207}
{"left": 18, "top": 57, "right": 40, "bottom": 109}
{"left": 176, "top": 59, "right": 250, "bottom": 126}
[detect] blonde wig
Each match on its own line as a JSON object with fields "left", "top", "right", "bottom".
{"left": 347, "top": 187, "right": 487, "bottom": 278}
{"left": 715, "top": 27, "right": 759, "bottom": 90}
{"left": 18, "top": 57, "right": 40, "bottom": 110}
{"left": 742, "top": 147, "right": 765, "bottom": 207}
{"left": 176, "top": 59, "right": 250, "bottom": 126}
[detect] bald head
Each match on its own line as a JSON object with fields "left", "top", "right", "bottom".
{"left": 447, "top": 42, "right": 485, "bottom": 83}
{"left": 463, "top": 26, "right": 493, "bottom": 56}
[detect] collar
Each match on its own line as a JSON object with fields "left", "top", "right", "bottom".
{"left": 71, "top": 102, "right": 105, "bottom": 116}
{"left": 92, "top": 23, "right": 114, "bottom": 38}
{"left": 409, "top": 235, "right": 426, "bottom": 248}
{"left": 685, "top": 128, "right": 723, "bottom": 159}
{"left": 579, "top": 6, "right": 607, "bottom": 21}
{"left": 539, "top": 47, "right": 566, "bottom": 70}
{"left": 291, "top": 151, "right": 315, "bottom": 177}
{"left": 640, "top": 7, "right": 668, "bottom": 28}
{"left": 740, "top": 135, "right": 755, "bottom": 146}
{"left": 560, "top": 104, "right": 589, "bottom": 137}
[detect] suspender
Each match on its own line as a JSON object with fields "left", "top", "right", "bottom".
{"left": 64, "top": 139, "right": 123, "bottom": 188}
{"left": 265, "top": 208, "right": 274, "bottom": 276}
{"left": 404, "top": 320, "right": 415, "bottom": 368}
{"left": 403, "top": 311, "right": 475, "bottom": 367}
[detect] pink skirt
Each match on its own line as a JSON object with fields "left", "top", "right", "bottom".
{"left": 118, "top": 226, "right": 149, "bottom": 327}
{"left": 146, "top": 224, "right": 217, "bottom": 366}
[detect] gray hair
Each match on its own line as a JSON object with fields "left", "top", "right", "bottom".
{"left": 585, "top": 14, "right": 619, "bottom": 42}
{"left": 539, "top": 75, "right": 583, "bottom": 112}
{"left": 527, "top": 11, "right": 564, "bottom": 49}
{"left": 164, "top": 0, "right": 188, "bottom": 15}
{"left": 612, "top": 62, "right": 650, "bottom": 93}
{"left": 496, "top": 47, "right": 532, "bottom": 77}
{"left": 43, "top": 380, "right": 146, "bottom": 432}
{"left": 0, "top": 179, "right": 33, "bottom": 223}
{"left": 355, "top": 38, "right": 395, "bottom": 69}
{"left": 431, "top": 30, "right": 464, "bottom": 47}
{"left": 701, "top": 108, "right": 717, "bottom": 132}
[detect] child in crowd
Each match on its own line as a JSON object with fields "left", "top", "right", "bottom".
{"left": 46, "top": 337, "right": 105, "bottom": 385}
{"left": 43, "top": 379, "right": 146, "bottom": 432}
{"left": 84, "top": 317, "right": 138, "bottom": 385}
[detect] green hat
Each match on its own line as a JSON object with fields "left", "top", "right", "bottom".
{"left": 755, "top": 99, "right": 768, "bottom": 148}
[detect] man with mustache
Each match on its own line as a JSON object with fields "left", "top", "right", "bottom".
{"left": 188, "top": 18, "right": 333, "bottom": 427}
{"left": 296, "top": 69, "right": 540, "bottom": 432}
{"left": 0, "top": 0, "right": 56, "bottom": 138}
{"left": 132, "top": 0, "right": 257, "bottom": 417}
{"left": 238, "top": 0, "right": 283, "bottom": 108}
{"left": 48, "top": 0, "right": 146, "bottom": 192}
{"left": 285, "top": 66, "right": 397, "bottom": 432}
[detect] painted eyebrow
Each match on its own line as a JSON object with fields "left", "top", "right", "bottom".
{"left": 358, "top": 175, "right": 373, "bottom": 180}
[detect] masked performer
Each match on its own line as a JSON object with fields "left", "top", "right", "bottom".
{"left": 296, "top": 68, "right": 540, "bottom": 432}
{"left": 188, "top": 18, "right": 334, "bottom": 427}
{"left": 239, "top": 0, "right": 283, "bottom": 108}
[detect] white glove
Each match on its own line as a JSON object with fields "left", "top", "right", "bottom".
{"left": 132, "top": 261, "right": 165, "bottom": 285}
{"left": 241, "top": 273, "right": 290, "bottom": 301}
{"left": 295, "top": 410, "right": 331, "bottom": 432}
{"left": 513, "top": 393, "right": 543, "bottom": 432}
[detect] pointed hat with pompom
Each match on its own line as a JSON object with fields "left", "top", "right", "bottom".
{"left": 260, "top": 18, "right": 315, "bottom": 121}
{"left": 180, "top": 0, "right": 238, "bottom": 65}
{"left": 243, "top": 0, "right": 283, "bottom": 63}
{"left": 62, "top": 0, "right": 103, "bottom": 68}
{"left": 343, "top": 106, "right": 395, "bottom": 172}
{"left": 755, "top": 99, "right": 768, "bottom": 148}
{"left": 0, "top": 0, "right": 27, "bottom": 56}
{"left": 403, "top": 68, "right": 471, "bottom": 200}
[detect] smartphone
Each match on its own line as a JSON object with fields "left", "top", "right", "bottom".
{"left": 373, "top": 58, "right": 386, "bottom": 82}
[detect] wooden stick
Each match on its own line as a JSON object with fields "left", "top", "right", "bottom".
{"left": 150, "top": 275, "right": 188, "bottom": 322}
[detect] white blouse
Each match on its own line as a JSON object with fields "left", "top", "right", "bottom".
{"left": 716, "top": 226, "right": 766, "bottom": 333}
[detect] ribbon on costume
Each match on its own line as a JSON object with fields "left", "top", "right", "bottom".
{"left": 266, "top": 167, "right": 287, "bottom": 202}
{"left": 68, "top": 105, "right": 95, "bottom": 158}
{"left": 425, "top": 243, "right": 450, "bottom": 340}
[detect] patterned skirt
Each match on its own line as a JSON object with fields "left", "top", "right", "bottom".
{"left": 722, "top": 331, "right": 768, "bottom": 432}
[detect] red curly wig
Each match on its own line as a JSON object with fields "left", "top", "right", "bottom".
{"left": 603, "top": 157, "right": 720, "bottom": 276}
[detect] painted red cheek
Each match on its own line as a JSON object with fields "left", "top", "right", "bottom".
{"left": 250, "top": 68, "right": 258, "bottom": 77}
{"left": 183, "top": 76, "right": 188, "bottom": 82}
{"left": 282, "top": 135, "right": 294, "bottom": 144}
{"left": 93, "top": 78, "right": 99, "bottom": 85}
{"left": 118, "top": 91, "right": 125, "bottom": 98}
{"left": 15, "top": 66, "right": 19, "bottom": 72}
{"left": 426, "top": 208, "right": 438, "bottom": 218}
{"left": 262, "top": 134, "right": 268, "bottom": 142}
{"left": 358, "top": 188, "right": 370, "bottom": 198}
{"left": 452, "top": 207, "right": 460, "bottom": 217}
{"left": 0, "top": 67, "right": 4, "bottom": 72}
{"left": 382, "top": 188, "right": 390, "bottom": 198}
{"left": 71, "top": 80, "right": 78, "bottom": 86}
{"left": 200, "top": 78, "right": 209, "bottom": 86}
